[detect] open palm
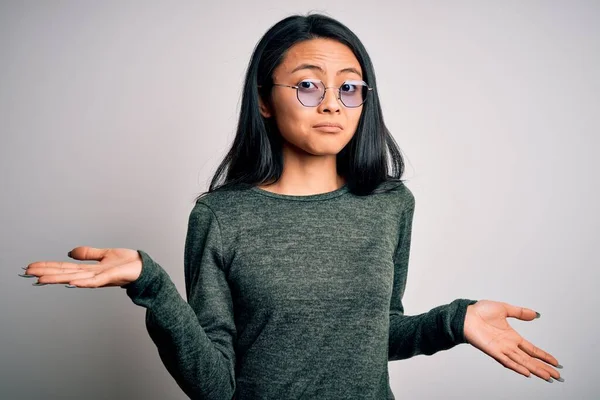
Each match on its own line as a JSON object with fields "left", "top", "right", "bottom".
{"left": 463, "top": 300, "right": 564, "bottom": 383}
{"left": 21, "top": 246, "right": 142, "bottom": 288}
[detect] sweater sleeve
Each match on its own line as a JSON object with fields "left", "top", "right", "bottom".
{"left": 388, "top": 193, "right": 478, "bottom": 361}
{"left": 122, "top": 201, "right": 236, "bottom": 399}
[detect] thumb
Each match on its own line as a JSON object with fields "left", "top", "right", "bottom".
{"left": 68, "top": 246, "right": 110, "bottom": 261}
{"left": 504, "top": 302, "right": 541, "bottom": 321}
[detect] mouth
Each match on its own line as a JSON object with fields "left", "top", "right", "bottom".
{"left": 313, "top": 126, "right": 342, "bottom": 133}
{"left": 313, "top": 123, "right": 343, "bottom": 129}
{"left": 313, "top": 122, "right": 343, "bottom": 132}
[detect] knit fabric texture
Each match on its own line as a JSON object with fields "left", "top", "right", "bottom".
{"left": 123, "top": 181, "right": 477, "bottom": 399}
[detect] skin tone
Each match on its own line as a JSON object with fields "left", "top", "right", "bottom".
{"left": 257, "top": 38, "right": 362, "bottom": 195}
{"left": 20, "top": 37, "right": 563, "bottom": 385}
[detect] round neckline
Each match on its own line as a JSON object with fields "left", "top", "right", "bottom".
{"left": 250, "top": 183, "right": 349, "bottom": 201}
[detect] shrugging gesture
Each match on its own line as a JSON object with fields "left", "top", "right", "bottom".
{"left": 21, "top": 246, "right": 142, "bottom": 288}
{"left": 464, "top": 300, "right": 564, "bottom": 383}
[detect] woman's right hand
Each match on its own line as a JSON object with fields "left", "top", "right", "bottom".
{"left": 22, "top": 247, "right": 142, "bottom": 288}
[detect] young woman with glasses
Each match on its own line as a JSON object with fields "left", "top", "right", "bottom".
{"left": 21, "top": 13, "right": 563, "bottom": 399}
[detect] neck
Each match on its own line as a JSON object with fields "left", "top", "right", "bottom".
{"left": 258, "top": 146, "right": 345, "bottom": 196}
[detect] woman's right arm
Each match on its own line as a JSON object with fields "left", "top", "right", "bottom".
{"left": 122, "top": 202, "right": 236, "bottom": 400}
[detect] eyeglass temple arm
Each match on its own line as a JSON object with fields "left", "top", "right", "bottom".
{"left": 258, "top": 83, "right": 373, "bottom": 90}
{"left": 257, "top": 84, "right": 299, "bottom": 89}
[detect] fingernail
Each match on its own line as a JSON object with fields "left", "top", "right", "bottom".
{"left": 556, "top": 377, "right": 564, "bottom": 382}
{"left": 18, "top": 273, "right": 36, "bottom": 278}
{"left": 556, "top": 364, "right": 563, "bottom": 369}
{"left": 546, "top": 378, "right": 553, "bottom": 383}
{"left": 22, "top": 266, "right": 28, "bottom": 270}
{"left": 32, "top": 281, "right": 48, "bottom": 286}
{"left": 65, "top": 284, "right": 77, "bottom": 288}
{"left": 68, "top": 251, "right": 72, "bottom": 257}
{"left": 535, "top": 312, "right": 541, "bottom": 319}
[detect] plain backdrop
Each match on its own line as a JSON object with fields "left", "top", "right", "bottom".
{"left": 1, "top": 1, "right": 598, "bottom": 399}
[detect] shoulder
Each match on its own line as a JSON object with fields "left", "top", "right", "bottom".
{"left": 374, "top": 180, "right": 415, "bottom": 209}
{"left": 192, "top": 183, "right": 251, "bottom": 216}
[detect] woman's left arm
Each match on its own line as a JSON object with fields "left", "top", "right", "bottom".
{"left": 388, "top": 193, "right": 478, "bottom": 359}
{"left": 389, "top": 186, "right": 563, "bottom": 383}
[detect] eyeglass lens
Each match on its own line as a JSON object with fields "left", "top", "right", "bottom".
{"left": 297, "top": 79, "right": 368, "bottom": 107}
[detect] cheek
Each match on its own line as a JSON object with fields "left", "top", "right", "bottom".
{"left": 343, "top": 109, "right": 362, "bottom": 137}
{"left": 349, "top": 109, "right": 363, "bottom": 127}
{"left": 275, "top": 106, "right": 312, "bottom": 139}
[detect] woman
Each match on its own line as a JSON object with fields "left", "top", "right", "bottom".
{"left": 20, "top": 13, "right": 563, "bottom": 399}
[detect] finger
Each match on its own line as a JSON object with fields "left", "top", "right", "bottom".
{"left": 68, "top": 247, "right": 110, "bottom": 261}
{"left": 507, "top": 349, "right": 546, "bottom": 380}
{"left": 492, "top": 350, "right": 531, "bottom": 378}
{"left": 36, "top": 271, "right": 96, "bottom": 285}
{"left": 503, "top": 303, "right": 538, "bottom": 321}
{"left": 511, "top": 348, "right": 563, "bottom": 382}
{"left": 518, "top": 339, "right": 561, "bottom": 370}
{"left": 27, "top": 260, "right": 83, "bottom": 272}
{"left": 26, "top": 265, "right": 92, "bottom": 276}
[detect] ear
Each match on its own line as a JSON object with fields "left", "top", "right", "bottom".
{"left": 258, "top": 96, "right": 272, "bottom": 118}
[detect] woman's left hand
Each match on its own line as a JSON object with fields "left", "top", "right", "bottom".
{"left": 463, "top": 300, "right": 564, "bottom": 382}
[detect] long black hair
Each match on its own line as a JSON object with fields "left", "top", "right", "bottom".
{"left": 195, "top": 12, "right": 407, "bottom": 201}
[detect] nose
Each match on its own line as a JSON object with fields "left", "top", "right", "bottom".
{"left": 318, "top": 87, "right": 342, "bottom": 113}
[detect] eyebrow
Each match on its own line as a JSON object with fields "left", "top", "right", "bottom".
{"left": 290, "top": 63, "right": 363, "bottom": 78}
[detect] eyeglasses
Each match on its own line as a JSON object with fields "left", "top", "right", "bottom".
{"left": 259, "top": 79, "right": 373, "bottom": 108}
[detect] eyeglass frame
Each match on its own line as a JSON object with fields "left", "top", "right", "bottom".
{"left": 257, "top": 79, "right": 374, "bottom": 108}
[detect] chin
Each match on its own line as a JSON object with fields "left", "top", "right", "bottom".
{"left": 303, "top": 144, "right": 347, "bottom": 156}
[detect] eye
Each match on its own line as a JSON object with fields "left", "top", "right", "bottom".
{"left": 298, "top": 80, "right": 321, "bottom": 91}
{"left": 341, "top": 80, "right": 366, "bottom": 93}
{"left": 340, "top": 83, "right": 357, "bottom": 92}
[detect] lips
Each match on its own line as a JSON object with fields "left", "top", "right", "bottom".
{"left": 313, "top": 122, "right": 343, "bottom": 129}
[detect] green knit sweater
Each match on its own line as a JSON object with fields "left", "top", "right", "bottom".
{"left": 123, "top": 181, "right": 477, "bottom": 399}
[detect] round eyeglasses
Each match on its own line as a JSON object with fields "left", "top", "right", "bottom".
{"left": 259, "top": 79, "right": 373, "bottom": 108}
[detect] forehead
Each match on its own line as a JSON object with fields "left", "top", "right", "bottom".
{"left": 275, "top": 38, "right": 362, "bottom": 77}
